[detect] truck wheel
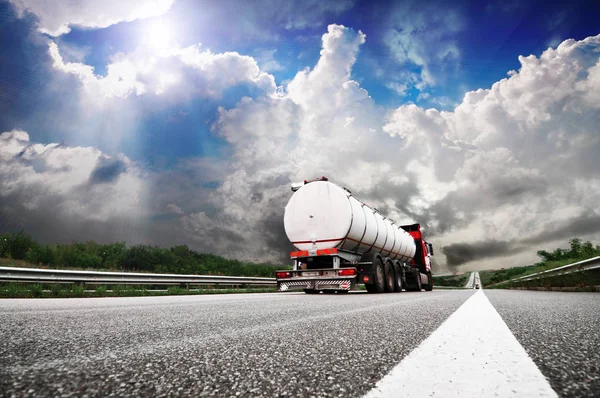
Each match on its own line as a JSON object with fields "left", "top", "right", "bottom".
{"left": 416, "top": 271, "right": 422, "bottom": 291}
{"left": 372, "top": 257, "right": 386, "bottom": 293}
{"left": 384, "top": 260, "right": 395, "bottom": 293}
{"left": 303, "top": 289, "right": 318, "bottom": 294}
{"left": 424, "top": 271, "right": 433, "bottom": 291}
{"left": 393, "top": 263, "right": 403, "bottom": 292}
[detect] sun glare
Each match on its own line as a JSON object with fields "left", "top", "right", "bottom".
{"left": 143, "top": 20, "right": 174, "bottom": 52}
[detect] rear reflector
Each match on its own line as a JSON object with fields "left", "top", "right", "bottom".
{"left": 276, "top": 272, "right": 292, "bottom": 279}
{"left": 316, "top": 248, "right": 338, "bottom": 255}
{"left": 290, "top": 248, "right": 339, "bottom": 258}
{"left": 290, "top": 250, "right": 309, "bottom": 258}
{"left": 363, "top": 276, "right": 370, "bottom": 283}
{"left": 338, "top": 268, "right": 356, "bottom": 276}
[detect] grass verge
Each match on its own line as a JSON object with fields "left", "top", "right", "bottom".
{"left": 492, "top": 268, "right": 600, "bottom": 291}
{"left": 480, "top": 257, "right": 598, "bottom": 287}
{"left": 433, "top": 273, "right": 469, "bottom": 287}
{"left": 0, "top": 283, "right": 277, "bottom": 298}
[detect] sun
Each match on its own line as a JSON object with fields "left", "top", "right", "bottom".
{"left": 143, "top": 20, "right": 174, "bottom": 52}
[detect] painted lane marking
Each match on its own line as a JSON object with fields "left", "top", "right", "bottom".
{"left": 364, "top": 290, "right": 557, "bottom": 397}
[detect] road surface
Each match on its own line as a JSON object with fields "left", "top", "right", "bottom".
{"left": 1, "top": 289, "right": 598, "bottom": 397}
{"left": 464, "top": 271, "right": 480, "bottom": 289}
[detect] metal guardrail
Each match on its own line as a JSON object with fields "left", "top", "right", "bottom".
{"left": 0, "top": 266, "right": 276, "bottom": 286}
{"left": 497, "top": 256, "right": 600, "bottom": 285}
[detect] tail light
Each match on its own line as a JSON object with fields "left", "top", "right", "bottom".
{"left": 276, "top": 272, "right": 292, "bottom": 279}
{"left": 338, "top": 268, "right": 356, "bottom": 276}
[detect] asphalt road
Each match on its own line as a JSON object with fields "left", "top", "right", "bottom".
{"left": 486, "top": 290, "right": 600, "bottom": 397}
{"left": 0, "top": 291, "right": 471, "bottom": 397}
{"left": 1, "top": 289, "right": 598, "bottom": 397}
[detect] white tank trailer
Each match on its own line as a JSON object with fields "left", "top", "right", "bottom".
{"left": 276, "top": 177, "right": 434, "bottom": 294}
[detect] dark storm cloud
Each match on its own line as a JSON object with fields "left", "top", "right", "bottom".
{"left": 0, "top": 191, "right": 144, "bottom": 246}
{"left": 89, "top": 157, "right": 127, "bottom": 184}
{"left": 442, "top": 240, "right": 513, "bottom": 267}
{"left": 523, "top": 212, "right": 600, "bottom": 246}
{"left": 257, "top": 207, "right": 295, "bottom": 263}
{"left": 441, "top": 212, "right": 600, "bottom": 268}
{"left": 361, "top": 176, "right": 421, "bottom": 219}
{"left": 491, "top": 180, "right": 546, "bottom": 200}
{"left": 365, "top": 178, "right": 467, "bottom": 238}
{"left": 405, "top": 168, "right": 550, "bottom": 242}
{"left": 424, "top": 196, "right": 464, "bottom": 236}
{"left": 251, "top": 192, "right": 264, "bottom": 203}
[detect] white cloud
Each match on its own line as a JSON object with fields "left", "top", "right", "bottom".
{"left": 385, "top": 34, "right": 600, "bottom": 269}
{"left": 198, "top": 25, "right": 423, "bottom": 260}
{"left": 201, "top": 28, "right": 600, "bottom": 269}
{"left": 10, "top": 0, "right": 173, "bottom": 36}
{"left": 5, "top": 20, "right": 600, "bottom": 271}
{"left": 48, "top": 41, "right": 277, "bottom": 100}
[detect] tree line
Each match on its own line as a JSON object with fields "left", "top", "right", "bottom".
{"left": 0, "top": 231, "right": 283, "bottom": 277}
{"left": 536, "top": 238, "right": 600, "bottom": 262}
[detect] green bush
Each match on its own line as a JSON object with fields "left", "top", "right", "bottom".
{"left": 29, "top": 284, "right": 44, "bottom": 298}
{"left": 49, "top": 284, "right": 63, "bottom": 297}
{"left": 1, "top": 283, "right": 24, "bottom": 298}
{"left": 26, "top": 244, "right": 56, "bottom": 265}
{"left": 167, "top": 286, "right": 184, "bottom": 295}
{"left": 433, "top": 273, "right": 469, "bottom": 287}
{"left": 71, "top": 284, "right": 85, "bottom": 297}
{"left": 112, "top": 285, "right": 127, "bottom": 296}
{"left": 95, "top": 285, "right": 107, "bottom": 296}
{"left": 0, "top": 231, "right": 35, "bottom": 260}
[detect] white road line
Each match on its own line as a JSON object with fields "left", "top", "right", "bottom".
{"left": 364, "top": 290, "right": 557, "bottom": 397}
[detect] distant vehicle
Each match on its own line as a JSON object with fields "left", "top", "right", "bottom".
{"left": 475, "top": 283, "right": 480, "bottom": 289}
{"left": 276, "top": 177, "right": 434, "bottom": 294}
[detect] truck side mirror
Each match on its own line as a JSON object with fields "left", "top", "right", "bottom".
{"left": 428, "top": 243, "right": 434, "bottom": 255}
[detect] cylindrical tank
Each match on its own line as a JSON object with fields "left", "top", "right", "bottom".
{"left": 284, "top": 181, "right": 416, "bottom": 262}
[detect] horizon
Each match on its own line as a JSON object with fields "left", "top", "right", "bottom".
{"left": 1, "top": 0, "right": 600, "bottom": 274}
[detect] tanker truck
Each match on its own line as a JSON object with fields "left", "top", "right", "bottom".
{"left": 276, "top": 177, "right": 434, "bottom": 294}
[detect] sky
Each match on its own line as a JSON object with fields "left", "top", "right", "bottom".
{"left": 1, "top": 0, "right": 600, "bottom": 273}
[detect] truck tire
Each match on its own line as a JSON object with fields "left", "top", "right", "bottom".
{"left": 393, "top": 262, "right": 403, "bottom": 292}
{"left": 303, "top": 289, "right": 318, "bottom": 294}
{"left": 406, "top": 269, "right": 422, "bottom": 291}
{"left": 384, "top": 260, "right": 395, "bottom": 293}
{"left": 372, "top": 257, "right": 386, "bottom": 293}
{"left": 424, "top": 271, "right": 433, "bottom": 291}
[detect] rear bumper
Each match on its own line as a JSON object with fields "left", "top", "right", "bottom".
{"left": 277, "top": 276, "right": 356, "bottom": 292}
